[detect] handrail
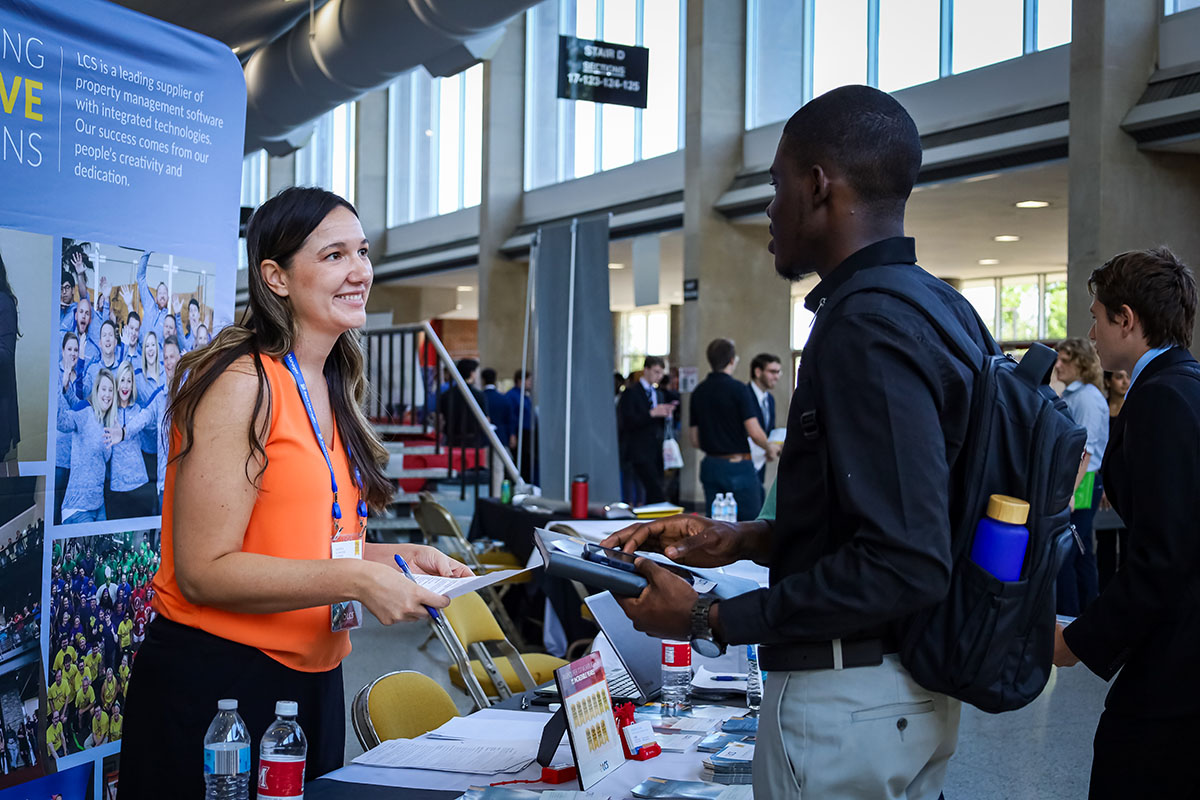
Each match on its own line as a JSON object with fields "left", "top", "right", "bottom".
{"left": 365, "top": 321, "right": 528, "bottom": 492}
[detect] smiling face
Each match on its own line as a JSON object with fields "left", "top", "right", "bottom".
{"left": 99, "top": 322, "right": 116, "bottom": 358}
{"left": 155, "top": 282, "right": 168, "bottom": 310}
{"left": 95, "top": 375, "right": 114, "bottom": 413}
{"left": 63, "top": 336, "right": 78, "bottom": 366}
{"left": 143, "top": 332, "right": 158, "bottom": 366}
{"left": 117, "top": 369, "right": 133, "bottom": 406}
{"left": 163, "top": 313, "right": 176, "bottom": 338}
{"left": 267, "top": 206, "right": 372, "bottom": 342}
{"left": 195, "top": 324, "right": 210, "bottom": 347}
{"left": 75, "top": 298, "right": 92, "bottom": 333}
{"left": 126, "top": 315, "right": 140, "bottom": 344}
{"left": 163, "top": 341, "right": 180, "bottom": 377}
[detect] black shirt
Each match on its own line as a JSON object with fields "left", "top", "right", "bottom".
{"left": 721, "top": 237, "right": 998, "bottom": 646}
{"left": 689, "top": 372, "right": 759, "bottom": 456}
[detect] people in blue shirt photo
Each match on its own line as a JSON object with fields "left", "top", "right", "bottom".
{"left": 56, "top": 333, "right": 82, "bottom": 525}
{"left": 81, "top": 320, "right": 124, "bottom": 402}
{"left": 106, "top": 361, "right": 155, "bottom": 520}
{"left": 58, "top": 367, "right": 119, "bottom": 524}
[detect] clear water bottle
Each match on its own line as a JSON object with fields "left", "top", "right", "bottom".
{"left": 711, "top": 493, "right": 724, "bottom": 521}
{"left": 745, "top": 644, "right": 763, "bottom": 712}
{"left": 725, "top": 493, "right": 738, "bottom": 522}
{"left": 203, "top": 699, "right": 250, "bottom": 800}
{"left": 660, "top": 639, "right": 692, "bottom": 716}
{"left": 258, "top": 700, "right": 307, "bottom": 800}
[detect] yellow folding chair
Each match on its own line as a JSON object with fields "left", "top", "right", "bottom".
{"left": 350, "top": 671, "right": 460, "bottom": 750}
{"left": 434, "top": 591, "right": 567, "bottom": 707}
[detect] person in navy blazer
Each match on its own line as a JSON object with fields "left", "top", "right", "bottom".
{"left": 617, "top": 356, "right": 676, "bottom": 504}
{"left": 747, "top": 353, "right": 781, "bottom": 486}
{"left": 480, "top": 368, "right": 515, "bottom": 450}
{"left": 1055, "top": 247, "right": 1200, "bottom": 798}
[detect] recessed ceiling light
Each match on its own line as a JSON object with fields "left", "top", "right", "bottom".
{"left": 993, "top": 235, "right": 1020, "bottom": 242}
{"left": 1015, "top": 200, "right": 1050, "bottom": 209}
{"left": 456, "top": 285, "right": 473, "bottom": 292}
{"left": 608, "top": 262, "right": 624, "bottom": 270}
{"left": 978, "top": 259, "right": 1000, "bottom": 266}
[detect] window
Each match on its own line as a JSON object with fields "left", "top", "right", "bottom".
{"left": 878, "top": 0, "right": 941, "bottom": 92}
{"left": 791, "top": 297, "right": 815, "bottom": 351}
{"left": 386, "top": 64, "right": 483, "bottom": 226}
{"left": 618, "top": 308, "right": 670, "bottom": 375}
{"left": 525, "top": 0, "right": 686, "bottom": 190}
{"left": 746, "top": 0, "right": 1070, "bottom": 129}
{"left": 294, "top": 102, "right": 356, "bottom": 201}
{"left": 963, "top": 272, "right": 1066, "bottom": 344}
{"left": 238, "top": 151, "right": 267, "bottom": 270}
{"left": 1166, "top": 0, "right": 1200, "bottom": 14}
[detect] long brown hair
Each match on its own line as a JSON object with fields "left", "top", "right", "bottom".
{"left": 167, "top": 187, "right": 391, "bottom": 509}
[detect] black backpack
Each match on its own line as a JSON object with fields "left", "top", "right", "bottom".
{"left": 816, "top": 266, "right": 1086, "bottom": 713}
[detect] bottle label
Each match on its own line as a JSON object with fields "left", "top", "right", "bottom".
{"left": 662, "top": 641, "right": 691, "bottom": 667}
{"left": 204, "top": 743, "right": 250, "bottom": 775}
{"left": 258, "top": 754, "right": 306, "bottom": 798}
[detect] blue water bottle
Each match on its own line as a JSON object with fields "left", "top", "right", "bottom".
{"left": 969, "top": 494, "right": 1030, "bottom": 581}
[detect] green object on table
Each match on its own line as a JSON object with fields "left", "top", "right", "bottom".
{"left": 1074, "top": 470, "right": 1095, "bottom": 510}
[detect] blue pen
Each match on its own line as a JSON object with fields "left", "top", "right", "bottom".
{"left": 394, "top": 554, "right": 442, "bottom": 622}
{"left": 711, "top": 675, "right": 743, "bottom": 682}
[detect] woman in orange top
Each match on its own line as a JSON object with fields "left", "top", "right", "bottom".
{"left": 119, "top": 187, "right": 470, "bottom": 798}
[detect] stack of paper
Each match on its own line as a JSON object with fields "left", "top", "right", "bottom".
{"left": 700, "top": 742, "right": 755, "bottom": 785}
{"left": 352, "top": 738, "right": 538, "bottom": 775}
{"left": 695, "top": 732, "right": 755, "bottom": 753}
{"left": 633, "top": 502, "right": 685, "bottom": 519}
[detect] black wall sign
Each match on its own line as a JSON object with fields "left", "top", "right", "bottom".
{"left": 683, "top": 279, "right": 699, "bottom": 301}
{"left": 557, "top": 35, "right": 649, "bottom": 109}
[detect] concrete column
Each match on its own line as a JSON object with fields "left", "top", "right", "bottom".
{"left": 1068, "top": 0, "right": 1200, "bottom": 345}
{"left": 678, "top": 0, "right": 792, "bottom": 506}
{"left": 266, "top": 152, "right": 295, "bottom": 198}
{"left": 478, "top": 19, "right": 531, "bottom": 379}
{"left": 354, "top": 89, "right": 389, "bottom": 249}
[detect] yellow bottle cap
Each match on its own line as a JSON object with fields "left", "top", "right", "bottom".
{"left": 987, "top": 494, "right": 1029, "bottom": 525}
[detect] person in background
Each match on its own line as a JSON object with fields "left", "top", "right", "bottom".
{"left": 1096, "top": 369, "right": 1130, "bottom": 591}
{"left": 134, "top": 251, "right": 169, "bottom": 344}
{"left": 0, "top": 252, "right": 20, "bottom": 463}
{"left": 689, "top": 339, "right": 778, "bottom": 519}
{"left": 508, "top": 369, "right": 538, "bottom": 484}
{"left": 617, "top": 356, "right": 676, "bottom": 505}
{"left": 134, "top": 331, "right": 163, "bottom": 483}
{"left": 81, "top": 321, "right": 123, "bottom": 402}
{"left": 480, "top": 367, "right": 515, "bottom": 450}
{"left": 438, "top": 358, "right": 488, "bottom": 450}
{"left": 120, "top": 310, "right": 142, "bottom": 363}
{"left": 175, "top": 297, "right": 203, "bottom": 351}
{"left": 58, "top": 369, "right": 120, "bottom": 524}
{"left": 119, "top": 187, "right": 470, "bottom": 797}
{"left": 746, "top": 353, "right": 781, "bottom": 488}
{"left": 1055, "top": 337, "right": 1109, "bottom": 617}
{"left": 60, "top": 269, "right": 78, "bottom": 331}
{"left": 162, "top": 312, "right": 178, "bottom": 349}
{"left": 1056, "top": 247, "right": 1200, "bottom": 797}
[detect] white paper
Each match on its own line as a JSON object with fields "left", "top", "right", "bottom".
{"left": 351, "top": 738, "right": 537, "bottom": 774}
{"left": 655, "top": 733, "right": 702, "bottom": 752}
{"left": 413, "top": 550, "right": 542, "bottom": 599}
{"left": 691, "top": 666, "right": 748, "bottom": 692}
{"left": 426, "top": 710, "right": 553, "bottom": 744}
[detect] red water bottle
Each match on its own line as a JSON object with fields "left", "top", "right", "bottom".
{"left": 571, "top": 474, "right": 589, "bottom": 519}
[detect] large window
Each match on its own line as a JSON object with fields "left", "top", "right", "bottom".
{"left": 963, "top": 272, "right": 1067, "bottom": 344}
{"left": 386, "top": 65, "right": 483, "bottom": 227}
{"left": 237, "top": 151, "right": 267, "bottom": 270}
{"left": 618, "top": 308, "right": 670, "bottom": 376}
{"left": 746, "top": 0, "right": 1073, "bottom": 129}
{"left": 525, "top": 0, "right": 686, "bottom": 190}
{"left": 1166, "top": 0, "right": 1200, "bottom": 14}
{"left": 294, "top": 102, "right": 356, "bottom": 201}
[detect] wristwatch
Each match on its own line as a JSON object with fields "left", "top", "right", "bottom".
{"left": 690, "top": 594, "right": 725, "bottom": 657}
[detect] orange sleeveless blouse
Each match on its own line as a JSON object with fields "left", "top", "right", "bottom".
{"left": 152, "top": 355, "right": 357, "bottom": 673}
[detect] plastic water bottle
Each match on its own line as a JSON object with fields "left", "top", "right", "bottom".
{"left": 258, "top": 700, "right": 307, "bottom": 800}
{"left": 711, "top": 493, "right": 724, "bottom": 521}
{"left": 660, "top": 639, "right": 692, "bottom": 716}
{"left": 203, "top": 699, "right": 250, "bottom": 800}
{"left": 725, "top": 493, "right": 738, "bottom": 522}
{"left": 969, "top": 495, "right": 1030, "bottom": 581}
{"left": 745, "top": 645, "right": 763, "bottom": 712}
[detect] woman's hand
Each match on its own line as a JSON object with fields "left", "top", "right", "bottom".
{"left": 356, "top": 560, "right": 450, "bottom": 625}
{"left": 398, "top": 544, "right": 474, "bottom": 578}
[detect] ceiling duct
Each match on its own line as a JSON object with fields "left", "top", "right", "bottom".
{"left": 243, "top": 0, "right": 540, "bottom": 155}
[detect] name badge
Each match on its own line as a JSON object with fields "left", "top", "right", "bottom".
{"left": 330, "top": 533, "right": 364, "bottom": 632}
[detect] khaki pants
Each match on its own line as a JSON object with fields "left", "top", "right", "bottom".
{"left": 754, "top": 654, "right": 961, "bottom": 799}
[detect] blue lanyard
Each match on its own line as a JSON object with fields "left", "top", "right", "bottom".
{"left": 282, "top": 352, "right": 368, "bottom": 524}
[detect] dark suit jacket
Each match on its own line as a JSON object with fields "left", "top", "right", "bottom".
{"left": 1064, "top": 346, "right": 1200, "bottom": 717}
{"left": 617, "top": 382, "right": 666, "bottom": 464}
{"left": 747, "top": 382, "right": 775, "bottom": 434}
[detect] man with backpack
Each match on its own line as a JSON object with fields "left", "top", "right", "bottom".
{"left": 604, "top": 86, "right": 1005, "bottom": 799}
{"left": 1055, "top": 247, "right": 1200, "bottom": 798}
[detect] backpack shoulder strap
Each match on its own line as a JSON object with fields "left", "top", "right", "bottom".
{"left": 821, "top": 265, "right": 987, "bottom": 373}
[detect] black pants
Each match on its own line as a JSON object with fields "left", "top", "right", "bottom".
{"left": 119, "top": 617, "right": 344, "bottom": 799}
{"left": 1089, "top": 709, "right": 1200, "bottom": 798}
{"left": 628, "top": 456, "right": 665, "bottom": 505}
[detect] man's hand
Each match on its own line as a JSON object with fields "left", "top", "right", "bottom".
{"left": 765, "top": 442, "right": 782, "bottom": 461}
{"left": 614, "top": 558, "right": 698, "bottom": 640}
{"left": 172, "top": 296, "right": 183, "bottom": 315}
{"left": 1053, "top": 623, "right": 1079, "bottom": 668}
{"left": 601, "top": 515, "right": 762, "bottom": 568}
{"left": 650, "top": 404, "right": 673, "bottom": 418}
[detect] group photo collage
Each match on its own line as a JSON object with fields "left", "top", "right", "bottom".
{"left": 0, "top": 222, "right": 227, "bottom": 793}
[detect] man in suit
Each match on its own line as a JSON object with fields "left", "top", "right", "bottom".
{"left": 747, "top": 353, "right": 781, "bottom": 486}
{"left": 1055, "top": 246, "right": 1200, "bottom": 798}
{"left": 617, "top": 356, "right": 677, "bottom": 504}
